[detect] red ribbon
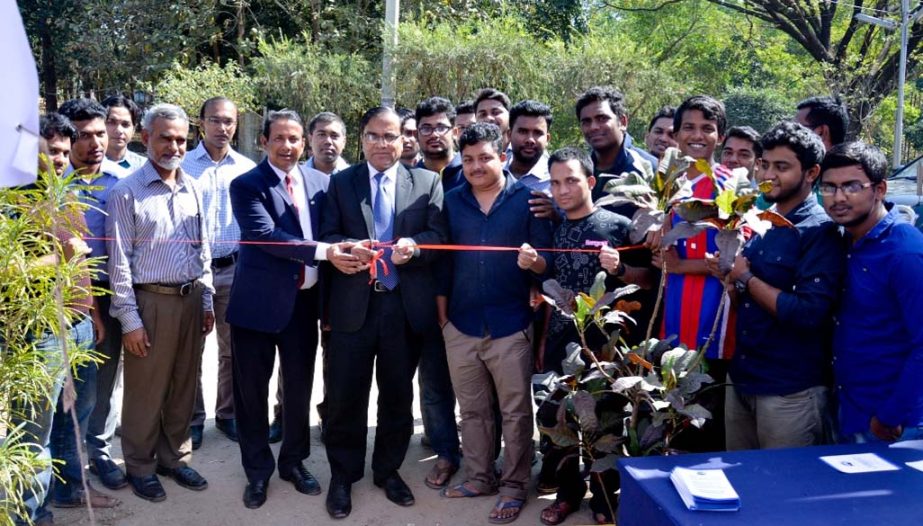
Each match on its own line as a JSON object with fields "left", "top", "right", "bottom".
{"left": 367, "top": 248, "right": 390, "bottom": 284}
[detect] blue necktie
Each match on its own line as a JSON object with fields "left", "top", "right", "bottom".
{"left": 373, "top": 172, "right": 399, "bottom": 289}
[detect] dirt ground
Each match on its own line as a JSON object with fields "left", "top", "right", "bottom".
{"left": 53, "top": 332, "right": 604, "bottom": 526}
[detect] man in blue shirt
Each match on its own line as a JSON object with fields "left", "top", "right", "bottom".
{"left": 819, "top": 141, "right": 923, "bottom": 443}
{"left": 710, "top": 121, "right": 844, "bottom": 450}
{"left": 439, "top": 123, "right": 552, "bottom": 524}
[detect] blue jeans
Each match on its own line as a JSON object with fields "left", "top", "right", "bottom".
{"left": 417, "top": 327, "right": 461, "bottom": 465}
{"left": 86, "top": 291, "right": 122, "bottom": 461}
{"left": 49, "top": 316, "right": 98, "bottom": 503}
{"left": 12, "top": 328, "right": 67, "bottom": 525}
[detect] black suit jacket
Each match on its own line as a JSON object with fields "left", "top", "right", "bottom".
{"left": 319, "top": 162, "right": 447, "bottom": 333}
{"left": 227, "top": 159, "right": 327, "bottom": 333}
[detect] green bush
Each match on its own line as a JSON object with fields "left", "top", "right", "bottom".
{"left": 153, "top": 61, "right": 258, "bottom": 122}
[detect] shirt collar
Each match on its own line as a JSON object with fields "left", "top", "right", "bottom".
{"left": 505, "top": 151, "right": 550, "bottom": 182}
{"left": 857, "top": 207, "right": 898, "bottom": 244}
{"left": 268, "top": 161, "right": 297, "bottom": 182}
{"left": 192, "top": 141, "right": 241, "bottom": 164}
{"left": 139, "top": 162, "right": 190, "bottom": 188}
{"left": 367, "top": 161, "right": 399, "bottom": 182}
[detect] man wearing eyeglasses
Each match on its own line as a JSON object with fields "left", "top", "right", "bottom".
{"left": 819, "top": 141, "right": 923, "bottom": 444}
{"left": 706, "top": 121, "right": 844, "bottom": 450}
{"left": 319, "top": 106, "right": 448, "bottom": 519}
{"left": 182, "top": 97, "right": 257, "bottom": 449}
{"left": 415, "top": 97, "right": 465, "bottom": 194}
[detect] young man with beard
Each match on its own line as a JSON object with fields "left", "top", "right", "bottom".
{"left": 409, "top": 96, "right": 463, "bottom": 490}
{"left": 440, "top": 123, "right": 553, "bottom": 524}
{"left": 416, "top": 96, "right": 465, "bottom": 194}
{"left": 505, "top": 100, "right": 552, "bottom": 190}
{"left": 182, "top": 97, "right": 257, "bottom": 448}
{"left": 708, "top": 121, "right": 843, "bottom": 450}
{"left": 102, "top": 95, "right": 146, "bottom": 177}
{"left": 819, "top": 142, "right": 923, "bottom": 443}
{"left": 534, "top": 147, "right": 652, "bottom": 526}
{"left": 644, "top": 106, "right": 678, "bottom": 160}
{"left": 106, "top": 104, "right": 214, "bottom": 502}
{"left": 57, "top": 99, "right": 129, "bottom": 493}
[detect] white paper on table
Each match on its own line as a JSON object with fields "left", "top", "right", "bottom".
{"left": 819, "top": 453, "right": 900, "bottom": 474}
{"left": 889, "top": 440, "right": 923, "bottom": 451}
{"left": 905, "top": 460, "right": 923, "bottom": 472}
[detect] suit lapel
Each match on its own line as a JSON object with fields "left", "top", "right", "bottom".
{"left": 394, "top": 164, "right": 413, "bottom": 236}
{"left": 352, "top": 163, "right": 376, "bottom": 239}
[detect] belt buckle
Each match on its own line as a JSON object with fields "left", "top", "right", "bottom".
{"left": 179, "top": 282, "right": 193, "bottom": 296}
{"left": 373, "top": 281, "right": 386, "bottom": 292}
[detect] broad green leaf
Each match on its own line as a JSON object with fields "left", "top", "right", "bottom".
{"left": 592, "top": 434, "right": 623, "bottom": 454}
{"left": 679, "top": 403, "right": 713, "bottom": 428}
{"left": 612, "top": 376, "right": 644, "bottom": 393}
{"left": 573, "top": 390, "right": 599, "bottom": 435}
{"left": 590, "top": 454, "right": 620, "bottom": 473}
{"left": 677, "top": 372, "right": 714, "bottom": 395}
{"left": 673, "top": 199, "right": 720, "bottom": 223}
{"left": 715, "top": 189, "right": 736, "bottom": 219}
{"left": 589, "top": 271, "right": 607, "bottom": 301}
{"left": 661, "top": 221, "right": 706, "bottom": 247}
{"left": 542, "top": 280, "right": 575, "bottom": 315}
{"left": 562, "top": 342, "right": 585, "bottom": 377}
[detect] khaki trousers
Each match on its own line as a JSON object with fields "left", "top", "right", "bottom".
{"left": 725, "top": 375, "right": 827, "bottom": 451}
{"left": 444, "top": 321, "right": 534, "bottom": 500}
{"left": 122, "top": 285, "right": 204, "bottom": 476}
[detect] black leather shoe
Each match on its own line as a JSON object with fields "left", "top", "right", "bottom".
{"left": 90, "top": 457, "right": 128, "bottom": 490}
{"left": 190, "top": 424, "right": 204, "bottom": 450}
{"left": 375, "top": 472, "right": 415, "bottom": 507}
{"left": 326, "top": 481, "right": 352, "bottom": 519}
{"left": 215, "top": 417, "right": 239, "bottom": 442}
{"left": 128, "top": 474, "right": 166, "bottom": 502}
{"left": 280, "top": 464, "right": 321, "bottom": 495}
{"left": 243, "top": 479, "right": 269, "bottom": 509}
{"left": 268, "top": 418, "right": 282, "bottom": 444}
{"left": 156, "top": 465, "right": 208, "bottom": 491}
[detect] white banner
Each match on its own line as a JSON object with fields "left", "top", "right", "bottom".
{"left": 1, "top": 1, "right": 39, "bottom": 188}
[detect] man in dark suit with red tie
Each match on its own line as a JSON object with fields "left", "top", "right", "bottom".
{"left": 319, "top": 106, "right": 448, "bottom": 519}
{"left": 227, "top": 109, "right": 357, "bottom": 509}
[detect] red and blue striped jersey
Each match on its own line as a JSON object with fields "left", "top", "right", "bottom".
{"left": 661, "top": 166, "right": 736, "bottom": 359}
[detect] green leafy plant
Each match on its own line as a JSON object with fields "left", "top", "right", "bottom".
{"left": 536, "top": 272, "right": 715, "bottom": 519}
{"left": 0, "top": 166, "right": 101, "bottom": 524}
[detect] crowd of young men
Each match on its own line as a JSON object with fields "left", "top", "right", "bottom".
{"left": 17, "top": 87, "right": 923, "bottom": 526}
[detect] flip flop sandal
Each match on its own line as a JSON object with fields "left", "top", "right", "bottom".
{"left": 441, "top": 482, "right": 498, "bottom": 498}
{"left": 425, "top": 461, "right": 459, "bottom": 490}
{"left": 488, "top": 497, "right": 525, "bottom": 524}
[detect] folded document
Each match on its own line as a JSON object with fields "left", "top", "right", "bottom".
{"left": 670, "top": 467, "right": 741, "bottom": 512}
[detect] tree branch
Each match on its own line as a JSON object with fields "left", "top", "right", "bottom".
{"left": 835, "top": 0, "right": 863, "bottom": 66}
{"left": 601, "top": 0, "right": 685, "bottom": 12}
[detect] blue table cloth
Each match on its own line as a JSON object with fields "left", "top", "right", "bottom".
{"left": 618, "top": 443, "right": 923, "bottom": 526}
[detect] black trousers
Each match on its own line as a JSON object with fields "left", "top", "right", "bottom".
{"left": 231, "top": 287, "right": 319, "bottom": 483}
{"left": 325, "top": 290, "right": 417, "bottom": 484}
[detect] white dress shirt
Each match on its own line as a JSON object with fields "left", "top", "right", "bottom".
{"left": 269, "top": 162, "right": 328, "bottom": 289}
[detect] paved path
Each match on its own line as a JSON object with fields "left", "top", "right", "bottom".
{"left": 54, "top": 332, "right": 602, "bottom": 525}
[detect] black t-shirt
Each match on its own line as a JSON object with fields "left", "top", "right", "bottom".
{"left": 544, "top": 208, "right": 630, "bottom": 373}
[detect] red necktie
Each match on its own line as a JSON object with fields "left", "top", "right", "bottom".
{"left": 285, "top": 174, "right": 306, "bottom": 288}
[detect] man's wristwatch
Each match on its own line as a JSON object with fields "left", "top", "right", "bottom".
{"left": 734, "top": 270, "right": 754, "bottom": 294}
{"left": 616, "top": 261, "right": 627, "bottom": 278}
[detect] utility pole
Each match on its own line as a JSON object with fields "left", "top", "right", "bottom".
{"left": 855, "top": 0, "right": 923, "bottom": 167}
{"left": 381, "top": 0, "right": 400, "bottom": 108}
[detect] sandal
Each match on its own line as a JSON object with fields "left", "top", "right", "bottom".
{"left": 425, "top": 459, "right": 459, "bottom": 490}
{"left": 540, "top": 500, "right": 575, "bottom": 526}
{"left": 488, "top": 496, "right": 525, "bottom": 524}
{"left": 441, "top": 481, "right": 498, "bottom": 498}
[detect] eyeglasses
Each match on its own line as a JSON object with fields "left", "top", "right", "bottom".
{"left": 363, "top": 132, "right": 401, "bottom": 145}
{"left": 205, "top": 117, "right": 236, "bottom": 127}
{"left": 817, "top": 181, "right": 874, "bottom": 196}
{"left": 419, "top": 124, "right": 452, "bottom": 136}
